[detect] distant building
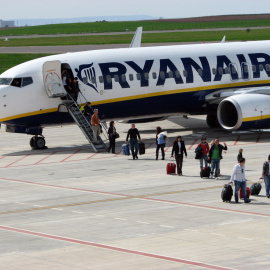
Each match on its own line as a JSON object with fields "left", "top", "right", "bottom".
{"left": 0, "top": 20, "right": 15, "bottom": 28}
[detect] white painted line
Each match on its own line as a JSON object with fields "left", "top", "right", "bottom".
{"left": 33, "top": 205, "right": 45, "bottom": 207}
{"left": 238, "top": 237, "right": 253, "bottom": 241}
{"left": 184, "top": 229, "right": 198, "bottom": 232}
{"left": 93, "top": 214, "right": 104, "bottom": 217}
{"left": 160, "top": 225, "right": 174, "bottom": 229}
{"left": 15, "top": 202, "right": 25, "bottom": 205}
{"left": 52, "top": 208, "right": 63, "bottom": 211}
{"left": 137, "top": 234, "right": 147, "bottom": 237}
{"left": 210, "top": 233, "right": 225, "bottom": 236}
{"left": 72, "top": 211, "right": 84, "bottom": 214}
{"left": 136, "top": 221, "right": 150, "bottom": 225}
{"left": 115, "top": 218, "right": 127, "bottom": 221}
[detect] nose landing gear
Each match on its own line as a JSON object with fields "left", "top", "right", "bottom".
{"left": 30, "top": 135, "right": 47, "bottom": 150}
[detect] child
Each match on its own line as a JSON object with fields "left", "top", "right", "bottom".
{"left": 237, "top": 148, "right": 243, "bottom": 162}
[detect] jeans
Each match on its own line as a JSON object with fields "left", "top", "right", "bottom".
{"left": 130, "top": 138, "right": 138, "bottom": 158}
{"left": 156, "top": 143, "right": 165, "bottom": 159}
{"left": 263, "top": 175, "right": 270, "bottom": 196}
{"left": 200, "top": 154, "right": 208, "bottom": 170}
{"left": 211, "top": 159, "right": 220, "bottom": 177}
{"left": 234, "top": 180, "right": 249, "bottom": 202}
{"left": 175, "top": 153, "right": 183, "bottom": 175}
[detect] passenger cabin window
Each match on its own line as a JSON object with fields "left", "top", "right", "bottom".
{"left": 175, "top": 70, "right": 181, "bottom": 78}
{"left": 91, "top": 77, "right": 96, "bottom": 84}
{"left": 244, "top": 66, "right": 249, "bottom": 73}
{"left": 114, "top": 75, "right": 119, "bottom": 82}
{"left": 136, "top": 73, "right": 141, "bottom": 80}
{"left": 266, "top": 64, "right": 270, "bottom": 72}
{"left": 225, "top": 67, "right": 230, "bottom": 74}
{"left": 106, "top": 75, "right": 112, "bottom": 83}
{"left": 121, "top": 74, "right": 126, "bottom": 82}
{"left": 198, "top": 69, "right": 203, "bottom": 76}
{"left": 252, "top": 65, "right": 256, "bottom": 72}
{"left": 231, "top": 66, "right": 237, "bottom": 74}
{"left": 99, "top": 76, "right": 104, "bottom": 83}
{"left": 168, "top": 71, "right": 173, "bottom": 78}
{"left": 259, "top": 64, "right": 264, "bottom": 71}
{"left": 160, "top": 71, "right": 165, "bottom": 79}
{"left": 22, "top": 77, "right": 33, "bottom": 87}
{"left": 129, "top": 74, "right": 134, "bottom": 81}
{"left": 144, "top": 73, "right": 149, "bottom": 80}
{"left": 183, "top": 70, "right": 188, "bottom": 77}
{"left": 0, "top": 78, "right": 12, "bottom": 85}
{"left": 218, "top": 67, "right": 223, "bottom": 75}
{"left": 152, "top": 72, "right": 157, "bottom": 79}
{"left": 212, "top": 68, "right": 217, "bottom": 75}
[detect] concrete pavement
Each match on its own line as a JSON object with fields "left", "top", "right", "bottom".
{"left": 0, "top": 115, "right": 270, "bottom": 270}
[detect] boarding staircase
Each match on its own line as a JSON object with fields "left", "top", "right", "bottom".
{"left": 60, "top": 96, "right": 109, "bottom": 153}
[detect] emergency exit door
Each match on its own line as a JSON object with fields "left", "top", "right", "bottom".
{"left": 43, "top": 60, "right": 67, "bottom": 98}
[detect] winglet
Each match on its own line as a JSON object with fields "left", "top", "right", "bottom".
{"left": 221, "top": 36, "right": 226, "bottom": 43}
{"left": 130, "top": 27, "right": 143, "bottom": 48}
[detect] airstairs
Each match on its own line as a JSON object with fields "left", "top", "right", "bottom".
{"left": 60, "top": 98, "right": 109, "bottom": 153}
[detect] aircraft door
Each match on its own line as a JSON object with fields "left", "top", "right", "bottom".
{"left": 240, "top": 62, "right": 250, "bottom": 80}
{"left": 43, "top": 60, "right": 67, "bottom": 98}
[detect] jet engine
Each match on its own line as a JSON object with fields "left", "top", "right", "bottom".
{"left": 217, "top": 94, "right": 270, "bottom": 131}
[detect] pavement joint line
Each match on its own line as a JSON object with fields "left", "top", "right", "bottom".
{"left": 237, "top": 237, "right": 253, "bottom": 241}
{"left": 0, "top": 224, "right": 237, "bottom": 270}
{"left": 210, "top": 233, "right": 225, "bottom": 236}
{"left": 115, "top": 218, "right": 127, "bottom": 221}
{"left": 72, "top": 211, "right": 84, "bottom": 214}
{"left": 136, "top": 221, "right": 150, "bottom": 225}
{"left": 160, "top": 225, "right": 174, "bottom": 229}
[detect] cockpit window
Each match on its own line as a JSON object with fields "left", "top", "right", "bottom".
{"left": 0, "top": 78, "right": 12, "bottom": 85}
{"left": 9, "top": 77, "right": 33, "bottom": 88}
{"left": 22, "top": 77, "right": 33, "bottom": 87}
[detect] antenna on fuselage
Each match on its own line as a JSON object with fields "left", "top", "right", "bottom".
{"left": 130, "top": 27, "right": 143, "bottom": 48}
{"left": 221, "top": 36, "right": 226, "bottom": 43}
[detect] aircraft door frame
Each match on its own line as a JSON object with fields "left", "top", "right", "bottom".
{"left": 43, "top": 60, "right": 67, "bottom": 98}
{"left": 240, "top": 62, "right": 251, "bottom": 81}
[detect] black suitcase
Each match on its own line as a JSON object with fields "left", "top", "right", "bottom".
{"left": 139, "top": 142, "right": 145, "bottom": 155}
{"left": 221, "top": 184, "right": 233, "bottom": 202}
{"left": 250, "top": 183, "right": 262, "bottom": 195}
{"left": 200, "top": 166, "right": 211, "bottom": 178}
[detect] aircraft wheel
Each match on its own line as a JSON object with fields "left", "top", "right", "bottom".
{"left": 30, "top": 136, "right": 47, "bottom": 150}
{"left": 206, "top": 113, "right": 220, "bottom": 128}
{"left": 30, "top": 137, "right": 35, "bottom": 148}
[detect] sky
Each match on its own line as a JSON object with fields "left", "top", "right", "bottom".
{"left": 1, "top": 0, "right": 270, "bottom": 20}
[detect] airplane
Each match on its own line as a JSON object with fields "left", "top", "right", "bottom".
{"left": 1, "top": 27, "right": 270, "bottom": 150}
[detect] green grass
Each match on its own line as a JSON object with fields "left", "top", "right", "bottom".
{"left": 1, "top": 20, "right": 270, "bottom": 36}
{"left": 0, "top": 28, "right": 269, "bottom": 47}
{"left": 0, "top": 54, "right": 51, "bottom": 74}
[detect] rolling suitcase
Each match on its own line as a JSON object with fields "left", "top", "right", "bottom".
{"left": 122, "top": 143, "right": 130, "bottom": 156}
{"left": 221, "top": 184, "right": 233, "bottom": 202}
{"left": 239, "top": 187, "right": 250, "bottom": 199}
{"left": 167, "top": 160, "right": 176, "bottom": 174}
{"left": 139, "top": 142, "right": 145, "bottom": 155}
{"left": 200, "top": 166, "right": 211, "bottom": 178}
{"left": 250, "top": 180, "right": 262, "bottom": 196}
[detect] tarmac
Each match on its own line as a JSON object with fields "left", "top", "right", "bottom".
{"left": 0, "top": 115, "right": 270, "bottom": 270}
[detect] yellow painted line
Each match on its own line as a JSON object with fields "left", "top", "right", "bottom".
{"left": 0, "top": 185, "right": 224, "bottom": 215}
{"left": 243, "top": 114, "right": 270, "bottom": 122}
{"left": 46, "top": 69, "right": 56, "bottom": 72}
{"left": 1, "top": 79, "right": 270, "bottom": 123}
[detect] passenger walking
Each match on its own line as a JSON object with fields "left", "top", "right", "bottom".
{"left": 108, "top": 121, "right": 116, "bottom": 154}
{"left": 230, "top": 158, "right": 251, "bottom": 203}
{"left": 171, "top": 136, "right": 187, "bottom": 176}
{"left": 83, "top": 102, "right": 92, "bottom": 122}
{"left": 91, "top": 109, "right": 101, "bottom": 143}
{"left": 209, "top": 139, "right": 227, "bottom": 179}
{"left": 62, "top": 71, "right": 71, "bottom": 94}
{"left": 71, "top": 77, "right": 81, "bottom": 101}
{"left": 237, "top": 148, "right": 243, "bottom": 162}
{"left": 125, "top": 124, "right": 141, "bottom": 160}
{"left": 156, "top": 126, "right": 166, "bottom": 160}
{"left": 197, "top": 137, "right": 209, "bottom": 170}
{"left": 261, "top": 155, "right": 270, "bottom": 198}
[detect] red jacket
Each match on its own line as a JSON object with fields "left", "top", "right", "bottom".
{"left": 197, "top": 142, "right": 209, "bottom": 155}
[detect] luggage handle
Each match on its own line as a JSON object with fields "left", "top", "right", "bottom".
{"left": 169, "top": 158, "right": 176, "bottom": 165}
{"left": 258, "top": 177, "right": 264, "bottom": 183}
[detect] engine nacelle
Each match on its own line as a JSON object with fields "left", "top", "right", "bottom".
{"left": 217, "top": 94, "right": 270, "bottom": 131}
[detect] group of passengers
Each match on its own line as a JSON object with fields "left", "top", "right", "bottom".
{"left": 62, "top": 70, "right": 80, "bottom": 101}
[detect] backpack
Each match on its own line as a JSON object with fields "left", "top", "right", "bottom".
{"left": 195, "top": 144, "right": 203, "bottom": 159}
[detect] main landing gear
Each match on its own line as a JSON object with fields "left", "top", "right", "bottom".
{"left": 206, "top": 113, "right": 221, "bottom": 128}
{"left": 30, "top": 135, "right": 47, "bottom": 150}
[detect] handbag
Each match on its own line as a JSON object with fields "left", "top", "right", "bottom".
{"left": 115, "top": 132, "right": 120, "bottom": 139}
